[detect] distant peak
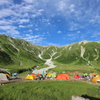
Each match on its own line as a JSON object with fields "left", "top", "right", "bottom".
{"left": 79, "top": 40, "right": 90, "bottom": 44}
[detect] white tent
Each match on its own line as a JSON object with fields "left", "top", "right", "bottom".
{"left": 0, "top": 73, "right": 9, "bottom": 81}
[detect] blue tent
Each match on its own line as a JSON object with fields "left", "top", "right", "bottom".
{"left": 12, "top": 73, "right": 18, "bottom": 76}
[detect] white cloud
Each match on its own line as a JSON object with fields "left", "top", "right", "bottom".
{"left": 19, "top": 25, "right": 26, "bottom": 28}
{"left": 0, "top": 9, "right": 16, "bottom": 18}
{"left": 25, "top": 34, "right": 31, "bottom": 37}
{"left": 0, "top": 20, "right": 13, "bottom": 25}
{"left": 35, "top": 28, "right": 39, "bottom": 31}
{"left": 65, "top": 31, "right": 82, "bottom": 41}
{"left": 91, "top": 33, "right": 100, "bottom": 37}
{"left": 42, "top": 19, "right": 50, "bottom": 22}
{"left": 24, "top": 34, "right": 42, "bottom": 39}
{"left": 23, "top": 34, "right": 46, "bottom": 44}
{"left": 77, "top": 31, "right": 80, "bottom": 33}
{"left": 7, "top": 29, "right": 20, "bottom": 35}
{"left": 0, "top": 0, "right": 11, "bottom": 5}
{"left": 89, "top": 19, "right": 95, "bottom": 23}
{"left": 57, "top": 31, "right": 62, "bottom": 34}
{"left": 47, "top": 23, "right": 51, "bottom": 25}
{"left": 69, "top": 4, "right": 75, "bottom": 12}
{"left": 57, "top": 1, "right": 67, "bottom": 11}
{"left": 31, "top": 37, "right": 45, "bottom": 43}
{"left": 24, "top": 0, "right": 34, "bottom": 3}
{"left": 27, "top": 24, "right": 33, "bottom": 27}
{"left": 31, "top": 9, "right": 44, "bottom": 18}
{"left": 38, "top": 9, "right": 44, "bottom": 12}
{"left": 0, "top": 25, "right": 17, "bottom": 30}
{"left": 0, "top": 25, "right": 19, "bottom": 36}
{"left": 21, "top": 5, "right": 33, "bottom": 12}
{"left": 19, "top": 19, "right": 30, "bottom": 24}
{"left": 69, "top": 22, "right": 79, "bottom": 31}
{"left": 22, "top": 13, "right": 29, "bottom": 17}
{"left": 29, "top": 30, "right": 32, "bottom": 32}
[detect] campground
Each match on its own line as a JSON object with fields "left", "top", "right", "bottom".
{"left": 0, "top": 58, "right": 100, "bottom": 100}
{"left": 0, "top": 58, "right": 100, "bottom": 86}
{"left": 0, "top": 76, "right": 100, "bottom": 86}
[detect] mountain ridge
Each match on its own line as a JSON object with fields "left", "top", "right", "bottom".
{"left": 0, "top": 34, "right": 100, "bottom": 69}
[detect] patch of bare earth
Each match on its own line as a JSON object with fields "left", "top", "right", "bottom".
{"left": 67, "top": 71, "right": 84, "bottom": 75}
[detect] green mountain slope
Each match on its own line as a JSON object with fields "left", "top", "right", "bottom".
{"left": 0, "top": 34, "right": 45, "bottom": 68}
{"left": 55, "top": 41, "right": 100, "bottom": 66}
{"left": 0, "top": 34, "right": 100, "bottom": 69}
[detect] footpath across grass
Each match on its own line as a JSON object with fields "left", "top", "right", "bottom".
{"left": 0, "top": 81, "right": 100, "bottom": 100}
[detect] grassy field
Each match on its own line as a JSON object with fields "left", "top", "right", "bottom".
{"left": 0, "top": 81, "right": 100, "bottom": 100}
{"left": 47, "top": 61, "right": 98, "bottom": 75}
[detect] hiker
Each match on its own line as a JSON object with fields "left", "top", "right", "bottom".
{"left": 42, "top": 71, "right": 45, "bottom": 78}
{"left": 88, "top": 73, "right": 93, "bottom": 81}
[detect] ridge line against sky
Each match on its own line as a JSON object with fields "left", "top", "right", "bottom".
{"left": 0, "top": 0, "right": 100, "bottom": 46}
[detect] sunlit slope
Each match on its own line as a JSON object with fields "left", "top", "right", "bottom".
{"left": 0, "top": 34, "right": 100, "bottom": 68}
{"left": 0, "top": 34, "right": 45, "bottom": 68}
{"left": 55, "top": 41, "right": 100, "bottom": 66}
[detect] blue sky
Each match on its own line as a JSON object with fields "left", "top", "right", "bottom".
{"left": 0, "top": 0, "right": 100, "bottom": 46}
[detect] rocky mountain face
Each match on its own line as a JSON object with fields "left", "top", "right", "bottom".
{"left": 0, "top": 34, "right": 100, "bottom": 68}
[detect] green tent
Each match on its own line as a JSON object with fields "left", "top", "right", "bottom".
{"left": 50, "top": 73, "right": 56, "bottom": 78}
{"left": 84, "top": 73, "right": 88, "bottom": 76}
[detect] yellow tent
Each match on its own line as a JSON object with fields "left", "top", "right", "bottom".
{"left": 92, "top": 76, "right": 100, "bottom": 82}
{"left": 47, "top": 73, "right": 51, "bottom": 77}
{"left": 5, "top": 73, "right": 10, "bottom": 77}
{"left": 25, "top": 74, "right": 37, "bottom": 80}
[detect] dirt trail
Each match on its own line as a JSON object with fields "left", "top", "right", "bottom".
{"left": 32, "top": 59, "right": 56, "bottom": 74}
{"left": 0, "top": 77, "right": 100, "bottom": 86}
{"left": 68, "top": 78, "right": 100, "bottom": 86}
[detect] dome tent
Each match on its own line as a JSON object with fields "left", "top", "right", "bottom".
{"left": 55, "top": 74, "right": 70, "bottom": 80}
{"left": 25, "top": 74, "right": 37, "bottom": 80}
{"left": 0, "top": 73, "right": 9, "bottom": 81}
{"left": 74, "top": 74, "right": 81, "bottom": 79}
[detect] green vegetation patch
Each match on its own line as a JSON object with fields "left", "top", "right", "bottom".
{"left": 47, "top": 61, "right": 97, "bottom": 75}
{"left": 0, "top": 81, "right": 99, "bottom": 100}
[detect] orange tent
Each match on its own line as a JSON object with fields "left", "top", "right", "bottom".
{"left": 37, "top": 73, "right": 41, "bottom": 76}
{"left": 91, "top": 73, "right": 96, "bottom": 77}
{"left": 55, "top": 74, "right": 70, "bottom": 80}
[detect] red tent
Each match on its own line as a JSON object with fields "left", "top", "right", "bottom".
{"left": 74, "top": 75, "right": 81, "bottom": 79}
{"left": 55, "top": 74, "right": 70, "bottom": 80}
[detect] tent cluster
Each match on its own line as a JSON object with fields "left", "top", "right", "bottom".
{"left": 25, "top": 72, "right": 70, "bottom": 81}
{"left": 25, "top": 71, "right": 100, "bottom": 83}
{"left": 1, "top": 69, "right": 99, "bottom": 84}
{"left": 73, "top": 73, "right": 100, "bottom": 83}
